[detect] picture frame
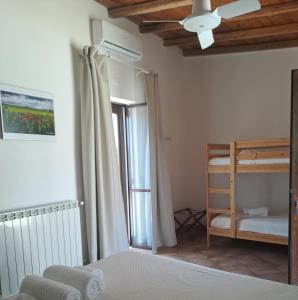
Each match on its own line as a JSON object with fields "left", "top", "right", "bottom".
{"left": 0, "top": 84, "right": 55, "bottom": 141}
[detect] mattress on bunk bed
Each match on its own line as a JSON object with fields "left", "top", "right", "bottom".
{"left": 89, "top": 251, "right": 298, "bottom": 300}
{"left": 209, "top": 157, "right": 289, "bottom": 166}
{"left": 210, "top": 213, "right": 288, "bottom": 236}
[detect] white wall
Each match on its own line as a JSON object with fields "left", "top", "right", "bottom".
{"left": 0, "top": 0, "right": 187, "bottom": 214}
{"left": 184, "top": 49, "right": 298, "bottom": 213}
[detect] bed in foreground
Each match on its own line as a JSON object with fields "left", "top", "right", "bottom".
{"left": 90, "top": 251, "right": 298, "bottom": 300}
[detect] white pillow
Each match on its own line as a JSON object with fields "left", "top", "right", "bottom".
{"left": 243, "top": 207, "right": 269, "bottom": 217}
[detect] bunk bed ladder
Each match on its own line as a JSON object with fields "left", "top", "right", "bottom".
{"left": 206, "top": 142, "right": 236, "bottom": 248}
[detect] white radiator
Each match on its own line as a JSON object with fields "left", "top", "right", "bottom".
{"left": 0, "top": 201, "right": 83, "bottom": 299}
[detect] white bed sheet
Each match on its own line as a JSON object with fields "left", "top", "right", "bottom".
{"left": 90, "top": 251, "right": 298, "bottom": 300}
{"left": 209, "top": 157, "right": 289, "bottom": 166}
{"left": 211, "top": 213, "right": 288, "bottom": 237}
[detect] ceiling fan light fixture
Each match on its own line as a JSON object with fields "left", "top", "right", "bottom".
{"left": 183, "top": 13, "right": 221, "bottom": 33}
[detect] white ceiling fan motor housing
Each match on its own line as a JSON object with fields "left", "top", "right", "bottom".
{"left": 183, "top": 13, "right": 221, "bottom": 32}
{"left": 183, "top": 0, "right": 221, "bottom": 32}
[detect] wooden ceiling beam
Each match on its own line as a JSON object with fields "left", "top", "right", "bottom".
{"left": 140, "top": 1, "right": 298, "bottom": 34}
{"left": 164, "top": 23, "right": 298, "bottom": 46}
{"left": 140, "top": 22, "right": 183, "bottom": 34}
{"left": 183, "top": 39, "right": 298, "bottom": 56}
{"left": 108, "top": 0, "right": 191, "bottom": 18}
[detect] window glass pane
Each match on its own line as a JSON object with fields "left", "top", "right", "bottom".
{"left": 130, "top": 191, "right": 152, "bottom": 248}
{"left": 127, "top": 105, "right": 152, "bottom": 249}
{"left": 127, "top": 106, "right": 150, "bottom": 189}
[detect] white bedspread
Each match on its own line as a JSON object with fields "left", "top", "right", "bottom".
{"left": 211, "top": 214, "right": 288, "bottom": 236}
{"left": 90, "top": 252, "right": 298, "bottom": 300}
{"left": 209, "top": 157, "right": 289, "bottom": 166}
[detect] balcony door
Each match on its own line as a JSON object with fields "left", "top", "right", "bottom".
{"left": 112, "top": 102, "right": 153, "bottom": 250}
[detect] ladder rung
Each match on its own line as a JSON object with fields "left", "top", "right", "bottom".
{"left": 208, "top": 208, "right": 231, "bottom": 214}
{"left": 208, "top": 188, "right": 230, "bottom": 195}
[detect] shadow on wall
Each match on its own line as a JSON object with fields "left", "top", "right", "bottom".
{"left": 70, "top": 43, "right": 89, "bottom": 265}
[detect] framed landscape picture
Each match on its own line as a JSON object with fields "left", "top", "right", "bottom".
{"left": 0, "top": 84, "right": 55, "bottom": 141}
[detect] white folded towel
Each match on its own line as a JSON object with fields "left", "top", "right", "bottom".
{"left": 19, "top": 275, "right": 81, "bottom": 300}
{"left": 17, "top": 293, "right": 39, "bottom": 300}
{"left": 44, "top": 265, "right": 103, "bottom": 300}
{"left": 75, "top": 266, "right": 104, "bottom": 287}
{"left": 243, "top": 206, "right": 269, "bottom": 217}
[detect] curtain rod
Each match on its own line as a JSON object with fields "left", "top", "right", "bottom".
{"left": 79, "top": 49, "right": 150, "bottom": 75}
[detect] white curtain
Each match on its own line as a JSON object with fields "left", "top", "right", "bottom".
{"left": 144, "top": 73, "right": 177, "bottom": 250}
{"left": 80, "top": 46, "right": 128, "bottom": 262}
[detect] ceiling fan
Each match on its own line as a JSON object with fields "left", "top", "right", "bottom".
{"left": 143, "top": 0, "right": 261, "bottom": 49}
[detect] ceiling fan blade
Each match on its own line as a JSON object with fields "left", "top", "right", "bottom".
{"left": 142, "top": 20, "right": 183, "bottom": 24}
{"left": 198, "top": 30, "right": 214, "bottom": 49}
{"left": 216, "top": 0, "right": 261, "bottom": 19}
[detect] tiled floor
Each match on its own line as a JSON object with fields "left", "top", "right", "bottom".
{"left": 157, "top": 227, "right": 289, "bottom": 283}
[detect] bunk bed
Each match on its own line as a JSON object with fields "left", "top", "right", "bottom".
{"left": 206, "top": 138, "right": 290, "bottom": 247}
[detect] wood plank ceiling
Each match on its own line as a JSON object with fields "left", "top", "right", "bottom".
{"left": 95, "top": 0, "right": 298, "bottom": 56}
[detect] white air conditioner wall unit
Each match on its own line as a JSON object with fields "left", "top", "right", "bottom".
{"left": 92, "top": 20, "right": 143, "bottom": 63}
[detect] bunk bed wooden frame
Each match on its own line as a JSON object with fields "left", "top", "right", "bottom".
{"left": 206, "top": 138, "right": 290, "bottom": 247}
